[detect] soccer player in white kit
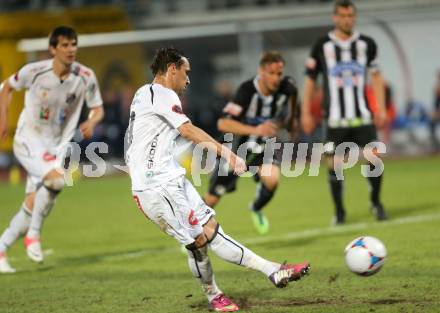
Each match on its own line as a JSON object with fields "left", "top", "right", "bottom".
{"left": 125, "top": 47, "right": 310, "bottom": 312}
{"left": 0, "top": 26, "right": 104, "bottom": 272}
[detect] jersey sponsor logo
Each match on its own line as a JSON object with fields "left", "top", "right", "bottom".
{"left": 172, "top": 105, "right": 184, "bottom": 114}
{"left": 223, "top": 102, "right": 243, "bottom": 117}
{"left": 147, "top": 133, "right": 159, "bottom": 169}
{"left": 39, "top": 107, "right": 50, "bottom": 120}
{"left": 188, "top": 210, "right": 199, "bottom": 226}
{"left": 330, "top": 61, "right": 365, "bottom": 87}
{"left": 330, "top": 61, "right": 365, "bottom": 77}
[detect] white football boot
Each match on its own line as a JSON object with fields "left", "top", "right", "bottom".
{"left": 24, "top": 237, "right": 44, "bottom": 263}
{"left": 0, "top": 252, "right": 16, "bottom": 273}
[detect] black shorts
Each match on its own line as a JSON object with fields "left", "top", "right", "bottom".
{"left": 208, "top": 148, "right": 282, "bottom": 197}
{"left": 323, "top": 124, "right": 378, "bottom": 155}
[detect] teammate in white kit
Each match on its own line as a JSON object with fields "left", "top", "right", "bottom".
{"left": 0, "top": 26, "right": 104, "bottom": 272}
{"left": 125, "top": 47, "right": 310, "bottom": 312}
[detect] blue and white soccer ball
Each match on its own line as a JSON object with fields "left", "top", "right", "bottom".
{"left": 344, "top": 236, "right": 387, "bottom": 276}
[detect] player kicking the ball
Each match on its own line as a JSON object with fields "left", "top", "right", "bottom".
{"left": 125, "top": 47, "right": 309, "bottom": 312}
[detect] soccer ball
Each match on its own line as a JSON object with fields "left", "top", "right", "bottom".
{"left": 344, "top": 236, "right": 387, "bottom": 276}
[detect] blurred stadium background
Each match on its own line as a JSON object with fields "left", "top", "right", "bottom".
{"left": 1, "top": 0, "right": 440, "bottom": 178}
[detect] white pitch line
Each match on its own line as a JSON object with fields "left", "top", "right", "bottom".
{"left": 107, "top": 212, "right": 440, "bottom": 261}
{"left": 241, "top": 212, "right": 440, "bottom": 246}
{"left": 7, "top": 212, "right": 440, "bottom": 264}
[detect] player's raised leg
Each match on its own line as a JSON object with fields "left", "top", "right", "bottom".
{"left": 202, "top": 218, "right": 310, "bottom": 288}
{"left": 25, "top": 169, "right": 65, "bottom": 263}
{"left": 185, "top": 218, "right": 310, "bottom": 311}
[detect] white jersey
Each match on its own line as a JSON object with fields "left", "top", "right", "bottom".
{"left": 125, "top": 83, "right": 190, "bottom": 190}
{"left": 8, "top": 59, "right": 102, "bottom": 151}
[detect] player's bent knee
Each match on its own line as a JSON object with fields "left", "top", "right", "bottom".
{"left": 186, "top": 219, "right": 219, "bottom": 250}
{"left": 43, "top": 177, "right": 65, "bottom": 194}
{"left": 186, "top": 233, "right": 208, "bottom": 250}
{"left": 203, "top": 219, "right": 220, "bottom": 243}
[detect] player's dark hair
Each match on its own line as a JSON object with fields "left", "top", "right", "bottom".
{"left": 259, "top": 51, "right": 285, "bottom": 67}
{"left": 334, "top": 0, "right": 356, "bottom": 13}
{"left": 49, "top": 26, "right": 77, "bottom": 47}
{"left": 151, "top": 47, "right": 186, "bottom": 76}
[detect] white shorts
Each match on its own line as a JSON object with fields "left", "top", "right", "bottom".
{"left": 132, "top": 176, "right": 215, "bottom": 246}
{"left": 13, "top": 138, "right": 64, "bottom": 194}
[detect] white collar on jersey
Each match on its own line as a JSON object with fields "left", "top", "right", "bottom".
{"left": 328, "top": 30, "right": 360, "bottom": 48}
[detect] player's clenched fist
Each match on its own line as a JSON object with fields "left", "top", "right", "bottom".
{"left": 79, "top": 120, "right": 96, "bottom": 140}
{"left": 230, "top": 154, "right": 247, "bottom": 175}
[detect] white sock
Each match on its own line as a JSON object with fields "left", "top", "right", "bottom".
{"left": 187, "top": 245, "right": 222, "bottom": 302}
{"left": 26, "top": 187, "right": 56, "bottom": 239}
{"left": 209, "top": 226, "right": 280, "bottom": 277}
{"left": 0, "top": 205, "right": 32, "bottom": 252}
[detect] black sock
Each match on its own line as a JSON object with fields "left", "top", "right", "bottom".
{"left": 366, "top": 163, "right": 383, "bottom": 205}
{"left": 251, "top": 183, "right": 276, "bottom": 212}
{"left": 328, "top": 170, "right": 345, "bottom": 217}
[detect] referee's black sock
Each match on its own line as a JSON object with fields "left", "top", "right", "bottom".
{"left": 366, "top": 163, "right": 383, "bottom": 206}
{"left": 328, "top": 170, "right": 345, "bottom": 219}
{"left": 251, "top": 183, "right": 276, "bottom": 212}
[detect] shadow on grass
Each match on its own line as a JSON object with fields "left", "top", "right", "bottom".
{"left": 387, "top": 202, "right": 439, "bottom": 219}
{"left": 188, "top": 291, "right": 427, "bottom": 312}
{"left": 55, "top": 246, "right": 176, "bottom": 268}
{"left": 252, "top": 236, "right": 318, "bottom": 250}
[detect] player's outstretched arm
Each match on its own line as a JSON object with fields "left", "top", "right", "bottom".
{"left": 0, "top": 80, "right": 14, "bottom": 140}
{"left": 301, "top": 77, "right": 316, "bottom": 135}
{"left": 178, "top": 122, "right": 246, "bottom": 175}
{"left": 218, "top": 118, "right": 278, "bottom": 137}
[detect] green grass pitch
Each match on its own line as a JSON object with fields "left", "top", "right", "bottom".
{"left": 0, "top": 157, "right": 439, "bottom": 313}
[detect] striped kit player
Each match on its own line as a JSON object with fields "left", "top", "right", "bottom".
{"left": 301, "top": 0, "right": 388, "bottom": 224}
{"left": 204, "top": 51, "right": 298, "bottom": 235}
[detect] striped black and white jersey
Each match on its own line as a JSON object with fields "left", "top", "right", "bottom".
{"left": 305, "top": 31, "right": 379, "bottom": 128}
{"left": 221, "top": 76, "right": 297, "bottom": 153}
